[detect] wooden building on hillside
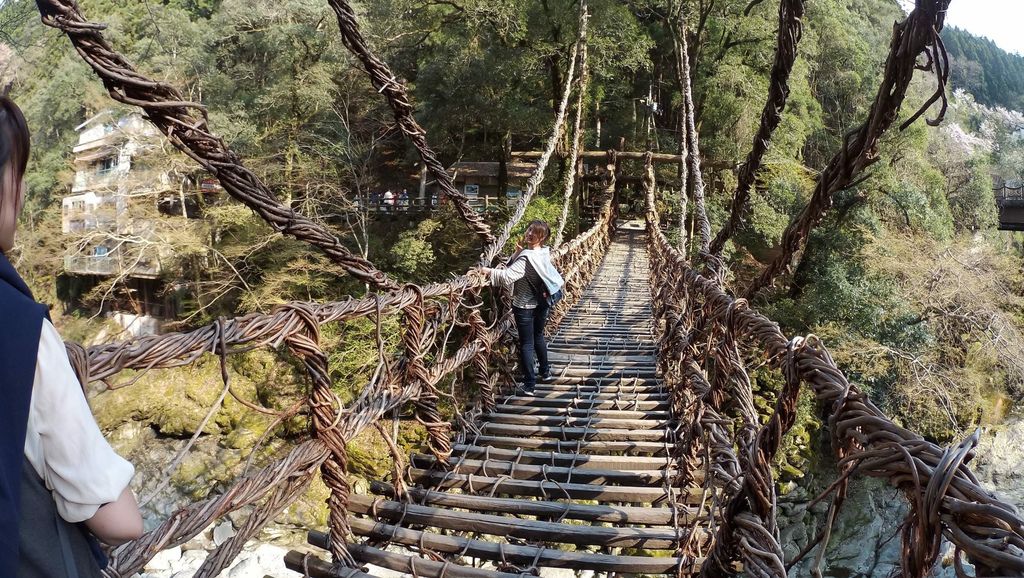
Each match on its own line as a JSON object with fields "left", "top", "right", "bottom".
{"left": 448, "top": 160, "right": 537, "bottom": 209}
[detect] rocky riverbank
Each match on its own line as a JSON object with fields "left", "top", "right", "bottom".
{"left": 777, "top": 419, "right": 1024, "bottom": 578}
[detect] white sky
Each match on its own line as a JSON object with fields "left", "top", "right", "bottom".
{"left": 900, "top": 1, "right": 1024, "bottom": 55}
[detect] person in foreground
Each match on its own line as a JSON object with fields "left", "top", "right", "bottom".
{"left": 0, "top": 97, "right": 143, "bottom": 577}
{"left": 481, "top": 220, "right": 565, "bottom": 393}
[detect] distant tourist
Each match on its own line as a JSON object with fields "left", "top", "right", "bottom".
{"left": 399, "top": 188, "right": 409, "bottom": 211}
{"left": 383, "top": 189, "right": 395, "bottom": 212}
{"left": 481, "top": 220, "right": 565, "bottom": 393}
{"left": 0, "top": 96, "right": 143, "bottom": 576}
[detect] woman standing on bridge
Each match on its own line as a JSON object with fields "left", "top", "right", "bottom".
{"left": 482, "top": 220, "right": 564, "bottom": 393}
{"left": 0, "top": 97, "right": 143, "bottom": 576}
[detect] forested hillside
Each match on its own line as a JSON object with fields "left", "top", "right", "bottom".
{"left": 944, "top": 26, "right": 1024, "bottom": 112}
{"left": 4, "top": 1, "right": 1024, "bottom": 573}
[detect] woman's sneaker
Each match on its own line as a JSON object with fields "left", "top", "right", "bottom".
{"left": 539, "top": 371, "right": 553, "bottom": 383}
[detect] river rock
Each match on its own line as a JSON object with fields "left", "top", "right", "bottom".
{"left": 214, "top": 520, "right": 237, "bottom": 546}
{"left": 974, "top": 419, "right": 1024, "bottom": 507}
{"left": 779, "top": 476, "right": 965, "bottom": 577}
{"left": 145, "top": 545, "right": 182, "bottom": 571}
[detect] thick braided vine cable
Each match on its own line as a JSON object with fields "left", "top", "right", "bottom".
{"left": 745, "top": 0, "right": 952, "bottom": 298}
{"left": 481, "top": 16, "right": 583, "bottom": 264}
{"left": 676, "top": 4, "right": 711, "bottom": 257}
{"left": 34, "top": 0, "right": 396, "bottom": 289}
{"left": 281, "top": 303, "right": 357, "bottom": 567}
{"left": 552, "top": 1, "right": 589, "bottom": 249}
{"left": 325, "top": 0, "right": 494, "bottom": 246}
{"left": 709, "top": 0, "right": 805, "bottom": 259}
{"left": 403, "top": 285, "right": 453, "bottom": 464}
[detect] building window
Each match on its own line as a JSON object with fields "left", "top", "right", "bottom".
{"left": 96, "top": 156, "right": 117, "bottom": 175}
{"left": 94, "top": 246, "right": 109, "bottom": 257}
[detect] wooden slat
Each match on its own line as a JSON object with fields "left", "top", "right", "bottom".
{"left": 464, "top": 435, "right": 669, "bottom": 455}
{"left": 367, "top": 483, "right": 698, "bottom": 525}
{"left": 409, "top": 455, "right": 691, "bottom": 485}
{"left": 349, "top": 498, "right": 689, "bottom": 548}
{"left": 497, "top": 396, "right": 668, "bottom": 410}
{"left": 492, "top": 404, "right": 670, "bottom": 419}
{"left": 409, "top": 469, "right": 690, "bottom": 502}
{"left": 310, "top": 528, "right": 703, "bottom": 574}
{"left": 517, "top": 391, "right": 668, "bottom": 401}
{"left": 480, "top": 423, "right": 671, "bottom": 442}
{"left": 449, "top": 444, "right": 670, "bottom": 469}
{"left": 346, "top": 543, "right": 522, "bottom": 578}
{"left": 483, "top": 412, "right": 670, "bottom": 430}
{"left": 283, "top": 551, "right": 376, "bottom": 578}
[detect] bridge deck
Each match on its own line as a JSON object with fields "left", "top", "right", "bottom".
{"left": 292, "top": 230, "right": 706, "bottom": 577}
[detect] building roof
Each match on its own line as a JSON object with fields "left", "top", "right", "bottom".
{"left": 74, "top": 110, "right": 115, "bottom": 132}
{"left": 449, "top": 161, "right": 537, "bottom": 181}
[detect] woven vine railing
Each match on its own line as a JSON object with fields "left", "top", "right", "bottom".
{"left": 643, "top": 157, "right": 1024, "bottom": 577}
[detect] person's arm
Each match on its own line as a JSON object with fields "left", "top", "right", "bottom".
{"left": 85, "top": 487, "right": 143, "bottom": 546}
{"left": 484, "top": 256, "right": 527, "bottom": 287}
{"left": 27, "top": 320, "right": 142, "bottom": 545}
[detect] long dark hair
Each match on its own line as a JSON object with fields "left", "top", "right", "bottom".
{"left": 0, "top": 96, "right": 30, "bottom": 198}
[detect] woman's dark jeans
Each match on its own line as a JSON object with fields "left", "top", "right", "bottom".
{"left": 513, "top": 304, "right": 550, "bottom": 388}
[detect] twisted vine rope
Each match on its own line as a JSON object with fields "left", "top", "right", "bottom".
{"left": 745, "top": 0, "right": 952, "bottom": 297}
{"left": 326, "top": 0, "right": 495, "bottom": 246}
{"left": 709, "top": 0, "right": 805, "bottom": 259}
{"left": 35, "top": 0, "right": 395, "bottom": 289}
{"left": 552, "top": 1, "right": 589, "bottom": 249}
{"left": 676, "top": 4, "right": 711, "bottom": 257}
{"left": 481, "top": 8, "right": 585, "bottom": 264}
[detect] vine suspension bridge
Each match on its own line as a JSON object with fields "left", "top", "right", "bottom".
{"left": 24, "top": 0, "right": 1024, "bottom": 577}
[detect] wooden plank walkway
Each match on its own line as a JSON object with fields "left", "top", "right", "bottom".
{"left": 292, "top": 230, "right": 707, "bottom": 577}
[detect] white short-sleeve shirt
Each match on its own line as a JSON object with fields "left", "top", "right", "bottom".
{"left": 23, "top": 320, "right": 135, "bottom": 523}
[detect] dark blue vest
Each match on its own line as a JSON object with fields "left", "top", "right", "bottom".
{"left": 0, "top": 251, "right": 47, "bottom": 574}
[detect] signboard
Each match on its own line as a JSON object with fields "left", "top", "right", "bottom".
{"left": 201, "top": 177, "right": 222, "bottom": 192}
{"left": 506, "top": 187, "right": 521, "bottom": 207}
{"left": 464, "top": 184, "right": 480, "bottom": 198}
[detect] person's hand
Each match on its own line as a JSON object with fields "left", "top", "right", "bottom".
{"left": 479, "top": 266, "right": 492, "bottom": 275}
{"left": 515, "top": 240, "right": 524, "bottom": 252}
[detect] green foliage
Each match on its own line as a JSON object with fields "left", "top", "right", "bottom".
{"left": 390, "top": 219, "right": 442, "bottom": 279}
{"left": 943, "top": 27, "right": 1024, "bottom": 112}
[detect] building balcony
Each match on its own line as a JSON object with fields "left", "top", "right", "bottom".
{"left": 64, "top": 254, "right": 119, "bottom": 276}
{"left": 64, "top": 251, "right": 163, "bottom": 279}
